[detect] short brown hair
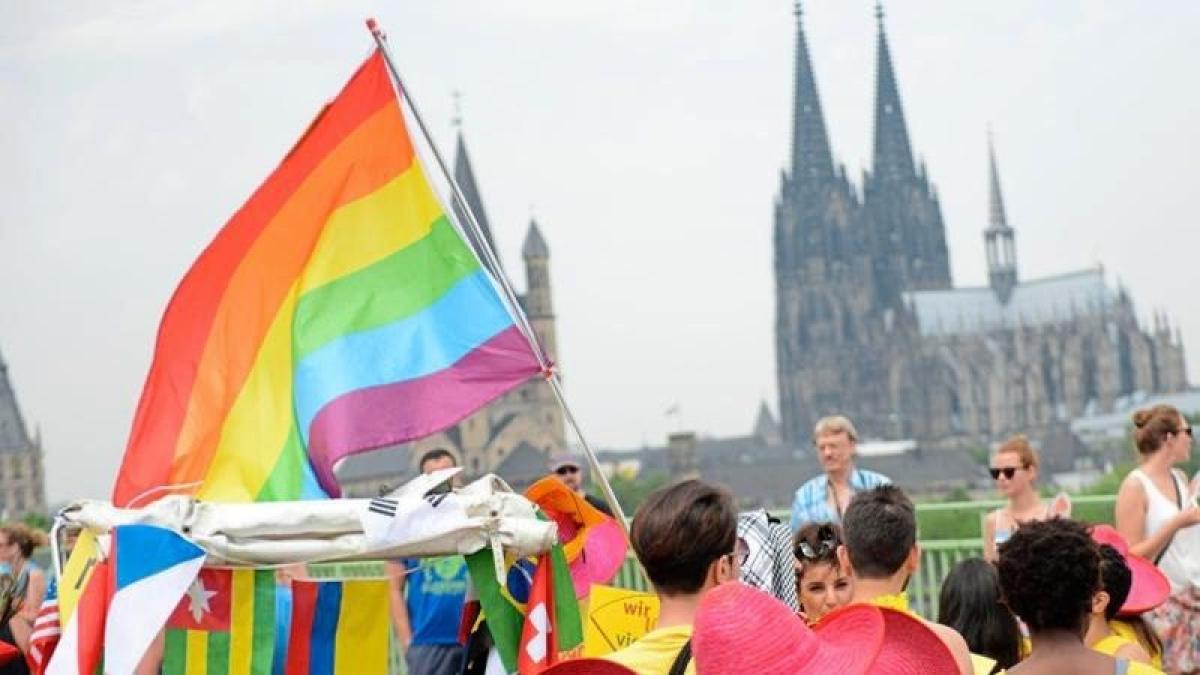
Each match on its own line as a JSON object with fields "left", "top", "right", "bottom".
{"left": 1131, "top": 404, "right": 1184, "bottom": 455}
{"left": 630, "top": 479, "right": 736, "bottom": 596}
{"left": 841, "top": 485, "right": 915, "bottom": 579}
{"left": 995, "top": 435, "right": 1039, "bottom": 470}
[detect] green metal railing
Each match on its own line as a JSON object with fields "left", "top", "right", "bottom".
{"left": 606, "top": 494, "right": 1118, "bottom": 618}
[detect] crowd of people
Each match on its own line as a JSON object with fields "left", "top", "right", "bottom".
{"left": 0, "top": 404, "right": 1196, "bottom": 675}
{"left": 542, "top": 405, "right": 1200, "bottom": 675}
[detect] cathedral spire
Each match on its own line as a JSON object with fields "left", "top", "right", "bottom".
{"left": 871, "top": 2, "right": 917, "bottom": 183}
{"left": 988, "top": 130, "right": 1009, "bottom": 229}
{"left": 0, "top": 346, "right": 32, "bottom": 452}
{"left": 452, "top": 129, "right": 502, "bottom": 271}
{"left": 789, "top": 1, "right": 835, "bottom": 182}
{"left": 984, "top": 132, "right": 1018, "bottom": 303}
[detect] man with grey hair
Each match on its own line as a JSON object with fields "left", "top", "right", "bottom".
{"left": 789, "top": 414, "right": 891, "bottom": 531}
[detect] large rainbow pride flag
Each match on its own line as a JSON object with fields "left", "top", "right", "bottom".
{"left": 112, "top": 50, "right": 541, "bottom": 505}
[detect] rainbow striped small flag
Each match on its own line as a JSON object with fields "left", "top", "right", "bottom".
{"left": 111, "top": 47, "right": 541, "bottom": 504}
{"left": 162, "top": 569, "right": 276, "bottom": 675}
{"left": 283, "top": 580, "right": 389, "bottom": 675}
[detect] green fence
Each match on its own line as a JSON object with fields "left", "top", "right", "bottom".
{"left": 607, "top": 494, "right": 1118, "bottom": 618}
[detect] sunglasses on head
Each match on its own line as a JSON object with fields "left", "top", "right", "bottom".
{"left": 989, "top": 466, "right": 1025, "bottom": 480}
{"left": 795, "top": 538, "right": 836, "bottom": 560}
{"left": 795, "top": 525, "right": 837, "bottom": 560}
{"left": 554, "top": 465, "right": 580, "bottom": 476}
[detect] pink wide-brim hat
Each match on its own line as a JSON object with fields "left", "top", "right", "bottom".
{"left": 853, "top": 606, "right": 960, "bottom": 675}
{"left": 1091, "top": 524, "right": 1171, "bottom": 615}
{"left": 543, "top": 658, "right": 637, "bottom": 675}
{"left": 694, "top": 582, "right": 882, "bottom": 675}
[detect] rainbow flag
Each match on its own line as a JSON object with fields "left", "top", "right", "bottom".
{"left": 111, "top": 49, "right": 541, "bottom": 504}
{"left": 162, "top": 569, "right": 276, "bottom": 675}
{"left": 283, "top": 580, "right": 389, "bottom": 675}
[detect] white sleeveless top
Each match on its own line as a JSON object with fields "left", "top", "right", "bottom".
{"left": 1131, "top": 468, "right": 1200, "bottom": 591}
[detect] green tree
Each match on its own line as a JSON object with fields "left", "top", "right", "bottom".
{"left": 20, "top": 512, "right": 50, "bottom": 531}
{"left": 594, "top": 471, "right": 668, "bottom": 516}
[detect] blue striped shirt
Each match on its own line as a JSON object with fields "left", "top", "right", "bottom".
{"left": 790, "top": 468, "right": 891, "bottom": 531}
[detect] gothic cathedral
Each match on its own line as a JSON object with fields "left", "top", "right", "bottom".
{"left": 774, "top": 4, "right": 1187, "bottom": 446}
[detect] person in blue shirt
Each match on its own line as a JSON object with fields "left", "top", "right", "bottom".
{"left": 790, "top": 415, "right": 890, "bottom": 531}
{"left": 386, "top": 449, "right": 469, "bottom": 675}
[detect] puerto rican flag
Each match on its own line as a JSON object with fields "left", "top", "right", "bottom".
{"left": 26, "top": 577, "right": 59, "bottom": 675}
{"left": 46, "top": 525, "right": 205, "bottom": 675}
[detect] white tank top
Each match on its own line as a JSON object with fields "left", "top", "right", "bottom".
{"left": 1131, "top": 467, "right": 1200, "bottom": 591}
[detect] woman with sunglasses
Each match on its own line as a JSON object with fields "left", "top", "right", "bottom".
{"left": 1115, "top": 404, "right": 1200, "bottom": 674}
{"left": 982, "top": 436, "right": 1067, "bottom": 562}
{"left": 792, "top": 522, "right": 852, "bottom": 624}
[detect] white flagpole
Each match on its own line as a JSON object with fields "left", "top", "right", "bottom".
{"left": 365, "top": 20, "right": 636, "bottom": 543}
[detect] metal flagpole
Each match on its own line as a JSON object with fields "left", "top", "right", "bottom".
{"left": 365, "top": 20, "right": 637, "bottom": 544}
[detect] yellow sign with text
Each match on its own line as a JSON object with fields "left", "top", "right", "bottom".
{"left": 58, "top": 529, "right": 103, "bottom": 625}
{"left": 584, "top": 584, "right": 661, "bottom": 657}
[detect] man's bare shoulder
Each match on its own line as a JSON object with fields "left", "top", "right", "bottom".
{"left": 922, "top": 618, "right": 973, "bottom": 675}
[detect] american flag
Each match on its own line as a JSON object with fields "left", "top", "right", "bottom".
{"left": 26, "top": 577, "right": 59, "bottom": 675}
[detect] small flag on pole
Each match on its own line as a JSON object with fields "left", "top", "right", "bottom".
{"left": 27, "top": 577, "right": 60, "bottom": 675}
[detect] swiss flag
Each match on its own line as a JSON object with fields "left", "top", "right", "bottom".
{"left": 166, "top": 568, "right": 232, "bottom": 631}
{"left": 517, "top": 555, "right": 555, "bottom": 675}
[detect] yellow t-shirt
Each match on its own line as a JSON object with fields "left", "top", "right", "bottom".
{"left": 969, "top": 652, "right": 1001, "bottom": 675}
{"left": 1092, "top": 634, "right": 1165, "bottom": 674}
{"left": 604, "top": 625, "right": 695, "bottom": 675}
{"left": 1110, "top": 620, "right": 1164, "bottom": 670}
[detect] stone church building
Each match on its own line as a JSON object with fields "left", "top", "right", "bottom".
{"left": 337, "top": 131, "right": 566, "bottom": 495}
{"left": 775, "top": 5, "right": 1188, "bottom": 447}
{"left": 0, "top": 350, "right": 47, "bottom": 515}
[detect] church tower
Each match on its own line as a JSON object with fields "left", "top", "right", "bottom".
{"left": 984, "top": 135, "right": 1018, "bottom": 303}
{"left": 0, "top": 349, "right": 46, "bottom": 515}
{"left": 522, "top": 219, "right": 555, "bottom": 358}
{"left": 862, "top": 3, "right": 951, "bottom": 301}
{"left": 774, "top": 1, "right": 875, "bottom": 444}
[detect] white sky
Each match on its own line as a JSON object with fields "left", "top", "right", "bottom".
{"left": 2, "top": 1, "right": 1198, "bottom": 502}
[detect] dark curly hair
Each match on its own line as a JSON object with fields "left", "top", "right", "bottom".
{"left": 996, "top": 518, "right": 1099, "bottom": 634}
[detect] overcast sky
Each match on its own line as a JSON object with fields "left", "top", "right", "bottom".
{"left": 3, "top": 1, "right": 1198, "bottom": 502}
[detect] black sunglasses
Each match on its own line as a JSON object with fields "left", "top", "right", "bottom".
{"left": 554, "top": 465, "right": 580, "bottom": 476}
{"left": 1179, "top": 427, "right": 1194, "bottom": 438}
{"left": 989, "top": 466, "right": 1026, "bottom": 480}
